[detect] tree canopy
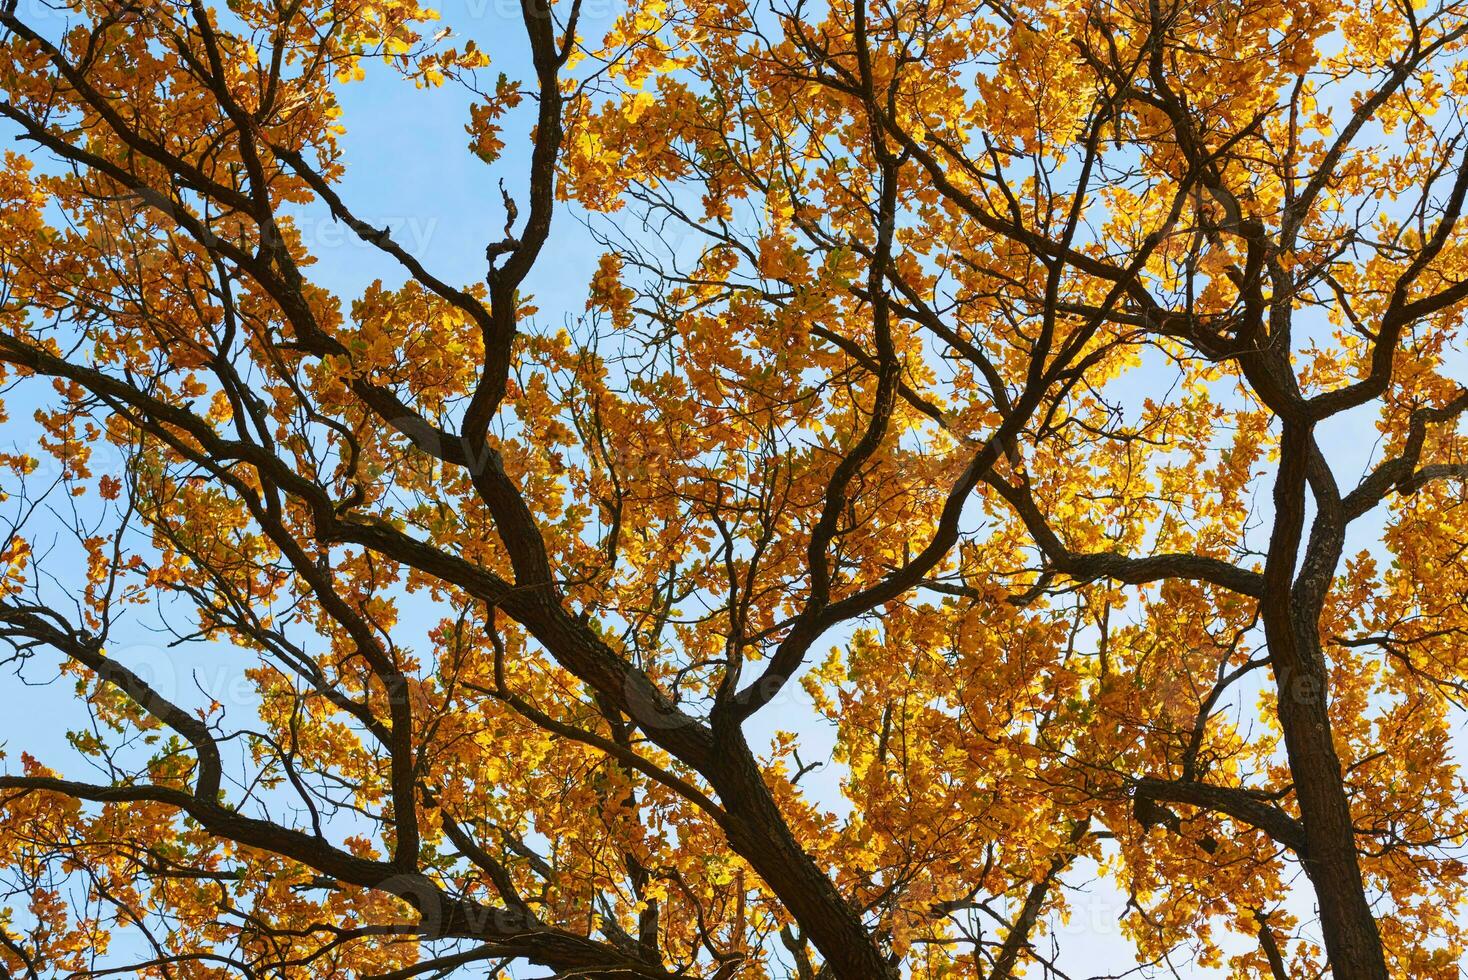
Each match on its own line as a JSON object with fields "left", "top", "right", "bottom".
{"left": 2, "top": 0, "right": 1468, "bottom": 977}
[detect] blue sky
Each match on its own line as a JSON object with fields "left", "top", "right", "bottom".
{"left": 5, "top": 3, "right": 1455, "bottom": 976}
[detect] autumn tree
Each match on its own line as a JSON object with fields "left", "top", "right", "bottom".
{"left": 2, "top": 0, "right": 1468, "bottom": 976}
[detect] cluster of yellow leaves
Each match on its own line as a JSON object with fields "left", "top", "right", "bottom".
{"left": 6, "top": 0, "right": 1468, "bottom": 976}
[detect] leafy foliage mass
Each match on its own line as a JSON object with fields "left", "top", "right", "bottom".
{"left": 2, "top": 0, "right": 1468, "bottom": 977}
